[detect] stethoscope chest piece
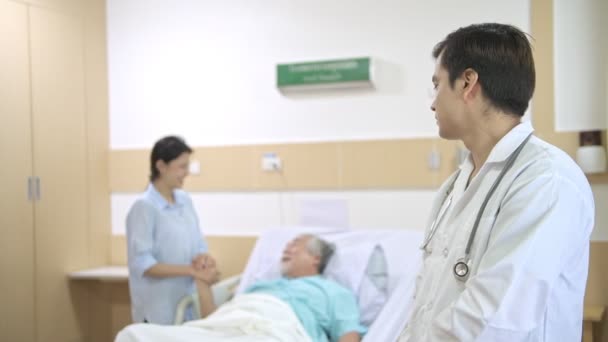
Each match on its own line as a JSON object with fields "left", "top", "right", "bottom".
{"left": 453, "top": 258, "right": 470, "bottom": 281}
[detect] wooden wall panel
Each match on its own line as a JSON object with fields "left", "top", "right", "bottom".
{"left": 110, "top": 150, "right": 149, "bottom": 192}
{"left": 253, "top": 143, "right": 341, "bottom": 189}
{"left": 110, "top": 283, "right": 132, "bottom": 340}
{"left": 111, "top": 235, "right": 257, "bottom": 280}
{"left": 585, "top": 241, "right": 608, "bottom": 342}
{"left": 110, "top": 139, "right": 459, "bottom": 191}
{"left": 206, "top": 236, "right": 258, "bottom": 279}
{"left": 109, "top": 136, "right": 605, "bottom": 192}
{"left": 340, "top": 139, "right": 459, "bottom": 188}
{"left": 188, "top": 146, "right": 255, "bottom": 190}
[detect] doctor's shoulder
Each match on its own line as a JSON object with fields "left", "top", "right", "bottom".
{"left": 515, "top": 139, "right": 593, "bottom": 204}
{"left": 529, "top": 140, "right": 590, "bottom": 187}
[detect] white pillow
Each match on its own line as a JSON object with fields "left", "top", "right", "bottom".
{"left": 236, "top": 229, "right": 396, "bottom": 326}
{"left": 236, "top": 227, "right": 345, "bottom": 294}
{"left": 361, "top": 245, "right": 389, "bottom": 325}
{"left": 324, "top": 241, "right": 388, "bottom": 327}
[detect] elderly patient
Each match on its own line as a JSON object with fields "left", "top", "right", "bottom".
{"left": 115, "top": 234, "right": 366, "bottom": 342}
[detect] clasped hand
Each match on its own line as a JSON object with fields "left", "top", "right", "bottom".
{"left": 191, "top": 253, "right": 220, "bottom": 285}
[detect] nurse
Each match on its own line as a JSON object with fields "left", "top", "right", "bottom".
{"left": 126, "top": 136, "right": 219, "bottom": 324}
{"left": 399, "top": 23, "right": 595, "bottom": 341}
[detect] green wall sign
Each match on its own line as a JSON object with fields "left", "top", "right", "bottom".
{"left": 277, "top": 57, "right": 373, "bottom": 90}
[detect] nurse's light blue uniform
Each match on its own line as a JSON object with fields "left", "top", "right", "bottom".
{"left": 126, "top": 184, "right": 208, "bottom": 324}
{"left": 246, "top": 275, "right": 367, "bottom": 342}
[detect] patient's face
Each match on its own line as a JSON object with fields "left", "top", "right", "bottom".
{"left": 280, "top": 235, "right": 320, "bottom": 278}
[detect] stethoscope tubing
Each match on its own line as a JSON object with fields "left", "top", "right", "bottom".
{"left": 421, "top": 132, "right": 533, "bottom": 281}
{"left": 464, "top": 133, "right": 533, "bottom": 256}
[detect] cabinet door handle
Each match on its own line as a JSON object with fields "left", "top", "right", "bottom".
{"left": 35, "top": 176, "right": 41, "bottom": 201}
{"left": 28, "top": 177, "right": 34, "bottom": 201}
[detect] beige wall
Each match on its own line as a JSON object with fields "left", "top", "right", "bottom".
{"left": 110, "top": 139, "right": 460, "bottom": 192}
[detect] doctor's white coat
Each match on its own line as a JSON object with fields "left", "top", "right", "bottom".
{"left": 399, "top": 122, "right": 595, "bottom": 341}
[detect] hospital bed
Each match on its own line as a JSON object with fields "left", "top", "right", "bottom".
{"left": 120, "top": 227, "right": 424, "bottom": 342}
{"left": 173, "top": 274, "right": 242, "bottom": 325}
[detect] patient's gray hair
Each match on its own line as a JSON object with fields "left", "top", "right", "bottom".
{"left": 304, "top": 235, "right": 336, "bottom": 274}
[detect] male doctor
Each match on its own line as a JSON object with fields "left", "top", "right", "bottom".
{"left": 399, "top": 23, "right": 595, "bottom": 341}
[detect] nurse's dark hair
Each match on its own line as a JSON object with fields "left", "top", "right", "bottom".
{"left": 432, "top": 23, "right": 535, "bottom": 117}
{"left": 305, "top": 235, "right": 336, "bottom": 274}
{"left": 149, "top": 136, "right": 192, "bottom": 182}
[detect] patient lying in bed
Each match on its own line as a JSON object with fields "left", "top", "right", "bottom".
{"left": 115, "top": 234, "right": 367, "bottom": 342}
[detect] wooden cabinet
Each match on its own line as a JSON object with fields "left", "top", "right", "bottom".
{"left": 30, "top": 6, "right": 90, "bottom": 342}
{"left": 0, "top": 1, "right": 106, "bottom": 341}
{"left": 0, "top": 2, "right": 36, "bottom": 341}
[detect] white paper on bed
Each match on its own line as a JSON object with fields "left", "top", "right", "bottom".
{"left": 236, "top": 227, "right": 425, "bottom": 342}
{"left": 115, "top": 293, "right": 312, "bottom": 342}
{"left": 298, "top": 199, "right": 349, "bottom": 229}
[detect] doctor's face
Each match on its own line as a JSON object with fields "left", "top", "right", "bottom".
{"left": 430, "top": 54, "right": 469, "bottom": 140}
{"left": 280, "top": 235, "right": 320, "bottom": 278}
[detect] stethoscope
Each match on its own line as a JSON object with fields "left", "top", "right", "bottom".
{"left": 420, "top": 133, "right": 533, "bottom": 282}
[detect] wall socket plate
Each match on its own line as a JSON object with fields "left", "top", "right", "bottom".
{"left": 189, "top": 160, "right": 201, "bottom": 175}
{"left": 428, "top": 150, "right": 441, "bottom": 170}
{"left": 261, "top": 153, "right": 282, "bottom": 171}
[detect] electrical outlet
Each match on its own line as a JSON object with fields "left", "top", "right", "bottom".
{"left": 261, "top": 153, "right": 282, "bottom": 171}
{"left": 189, "top": 160, "right": 201, "bottom": 175}
{"left": 428, "top": 150, "right": 441, "bottom": 170}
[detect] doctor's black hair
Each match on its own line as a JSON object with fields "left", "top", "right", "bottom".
{"left": 149, "top": 135, "right": 192, "bottom": 182}
{"left": 432, "top": 23, "right": 535, "bottom": 117}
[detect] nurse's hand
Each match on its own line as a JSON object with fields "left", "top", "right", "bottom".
{"left": 192, "top": 253, "right": 216, "bottom": 270}
{"left": 192, "top": 263, "right": 220, "bottom": 285}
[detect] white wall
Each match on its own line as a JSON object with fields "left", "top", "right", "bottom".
{"left": 107, "top": 0, "right": 530, "bottom": 149}
{"left": 111, "top": 186, "right": 608, "bottom": 239}
{"left": 112, "top": 190, "right": 437, "bottom": 236}
{"left": 553, "top": 0, "right": 607, "bottom": 132}
{"left": 107, "top": 0, "right": 607, "bottom": 241}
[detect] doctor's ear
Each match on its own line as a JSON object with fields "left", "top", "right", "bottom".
{"left": 461, "top": 68, "right": 479, "bottom": 88}
{"left": 461, "top": 68, "right": 479, "bottom": 98}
